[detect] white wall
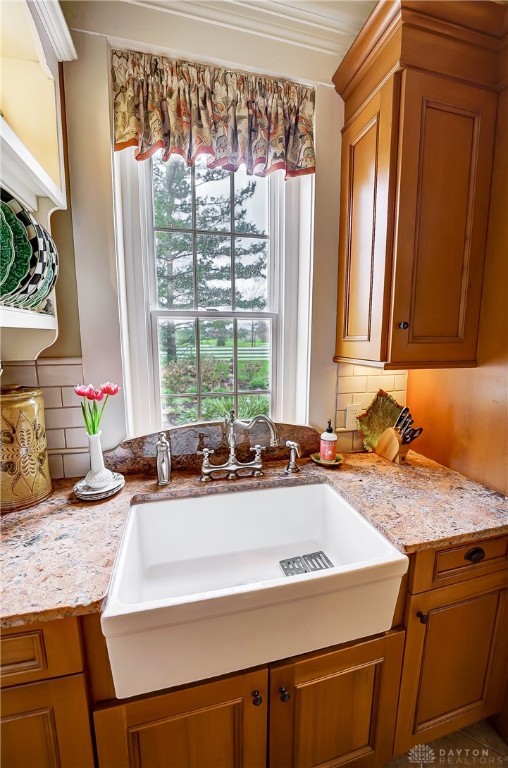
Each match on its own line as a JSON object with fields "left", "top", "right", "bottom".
{"left": 63, "top": 32, "right": 126, "bottom": 448}
{"left": 307, "top": 86, "right": 342, "bottom": 431}
{"left": 62, "top": 2, "right": 344, "bottom": 446}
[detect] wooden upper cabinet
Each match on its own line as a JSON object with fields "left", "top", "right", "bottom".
{"left": 390, "top": 71, "right": 497, "bottom": 365}
{"left": 333, "top": 0, "right": 505, "bottom": 369}
{"left": 335, "top": 77, "right": 398, "bottom": 362}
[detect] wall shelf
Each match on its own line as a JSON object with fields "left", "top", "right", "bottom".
{"left": 0, "top": 116, "right": 66, "bottom": 211}
{"left": 0, "top": 0, "right": 76, "bottom": 363}
{"left": 0, "top": 305, "right": 57, "bottom": 330}
{"left": 0, "top": 304, "right": 58, "bottom": 361}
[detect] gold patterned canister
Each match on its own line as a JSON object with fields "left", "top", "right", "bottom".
{"left": 1, "top": 386, "right": 52, "bottom": 512}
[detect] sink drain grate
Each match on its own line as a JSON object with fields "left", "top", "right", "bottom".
{"left": 280, "top": 551, "right": 334, "bottom": 577}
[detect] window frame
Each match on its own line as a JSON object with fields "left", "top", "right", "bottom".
{"left": 115, "top": 150, "right": 306, "bottom": 436}
{"left": 144, "top": 156, "right": 280, "bottom": 427}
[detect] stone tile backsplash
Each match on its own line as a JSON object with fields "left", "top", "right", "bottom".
{"left": 1, "top": 358, "right": 90, "bottom": 480}
{"left": 335, "top": 363, "right": 408, "bottom": 453}
{"left": 1, "top": 357, "right": 409, "bottom": 480}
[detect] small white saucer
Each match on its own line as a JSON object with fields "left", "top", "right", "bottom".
{"left": 74, "top": 472, "right": 125, "bottom": 501}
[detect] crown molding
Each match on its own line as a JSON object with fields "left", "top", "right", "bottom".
{"left": 123, "top": 0, "right": 371, "bottom": 58}
{"left": 28, "top": 0, "right": 77, "bottom": 61}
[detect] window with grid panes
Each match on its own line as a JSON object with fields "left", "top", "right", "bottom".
{"left": 151, "top": 154, "right": 277, "bottom": 427}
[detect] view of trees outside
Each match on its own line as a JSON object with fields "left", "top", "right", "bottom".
{"left": 152, "top": 154, "right": 273, "bottom": 427}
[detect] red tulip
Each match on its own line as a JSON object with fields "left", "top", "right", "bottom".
{"left": 76, "top": 381, "right": 117, "bottom": 434}
{"left": 88, "top": 388, "right": 105, "bottom": 401}
{"left": 100, "top": 381, "right": 120, "bottom": 396}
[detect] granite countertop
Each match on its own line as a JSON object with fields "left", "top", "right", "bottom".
{"left": 1, "top": 452, "right": 507, "bottom": 628}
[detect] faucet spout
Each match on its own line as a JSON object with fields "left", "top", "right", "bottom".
{"left": 235, "top": 414, "right": 279, "bottom": 447}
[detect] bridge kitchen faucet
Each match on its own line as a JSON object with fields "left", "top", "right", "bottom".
{"left": 199, "top": 410, "right": 279, "bottom": 482}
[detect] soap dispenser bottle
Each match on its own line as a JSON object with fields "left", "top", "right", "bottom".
{"left": 320, "top": 419, "right": 337, "bottom": 462}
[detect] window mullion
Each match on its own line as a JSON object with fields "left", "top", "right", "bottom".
{"left": 191, "top": 165, "right": 198, "bottom": 311}
{"left": 230, "top": 172, "right": 237, "bottom": 415}
{"left": 233, "top": 318, "right": 238, "bottom": 416}
{"left": 230, "top": 171, "right": 236, "bottom": 312}
{"left": 191, "top": 166, "right": 202, "bottom": 420}
{"left": 195, "top": 317, "right": 202, "bottom": 420}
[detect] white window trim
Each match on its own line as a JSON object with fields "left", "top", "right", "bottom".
{"left": 113, "top": 150, "right": 313, "bottom": 437}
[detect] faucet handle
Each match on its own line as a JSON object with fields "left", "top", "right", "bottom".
{"left": 250, "top": 444, "right": 266, "bottom": 460}
{"left": 286, "top": 440, "right": 301, "bottom": 458}
{"left": 198, "top": 448, "right": 215, "bottom": 466}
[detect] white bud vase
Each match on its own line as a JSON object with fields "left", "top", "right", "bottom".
{"left": 85, "top": 431, "right": 114, "bottom": 489}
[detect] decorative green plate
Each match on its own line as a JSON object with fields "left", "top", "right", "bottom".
{"left": 357, "top": 390, "right": 403, "bottom": 452}
{"left": 0, "top": 201, "right": 32, "bottom": 301}
{"left": 0, "top": 208, "right": 15, "bottom": 288}
{"left": 24, "top": 261, "right": 53, "bottom": 309}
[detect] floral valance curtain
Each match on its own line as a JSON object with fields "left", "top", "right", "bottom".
{"left": 112, "top": 49, "right": 316, "bottom": 178}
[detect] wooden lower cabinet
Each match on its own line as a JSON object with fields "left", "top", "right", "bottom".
{"left": 1, "top": 674, "right": 94, "bottom": 768}
{"left": 269, "top": 631, "right": 405, "bottom": 768}
{"left": 93, "top": 633, "right": 405, "bottom": 768}
{"left": 94, "top": 668, "right": 268, "bottom": 768}
{"left": 395, "top": 573, "right": 508, "bottom": 754}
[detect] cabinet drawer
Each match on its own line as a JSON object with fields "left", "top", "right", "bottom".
{"left": 409, "top": 536, "right": 508, "bottom": 593}
{"left": 1, "top": 618, "right": 83, "bottom": 687}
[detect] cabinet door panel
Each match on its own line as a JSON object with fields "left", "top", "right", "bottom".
{"left": 395, "top": 577, "right": 508, "bottom": 755}
{"left": 294, "top": 662, "right": 379, "bottom": 766}
{"left": 131, "top": 701, "right": 240, "bottom": 768}
{"left": 270, "top": 631, "right": 404, "bottom": 768}
{"left": 390, "top": 69, "right": 496, "bottom": 364}
{"left": 94, "top": 668, "right": 267, "bottom": 768}
{"left": 1, "top": 674, "right": 94, "bottom": 768}
{"left": 416, "top": 591, "right": 500, "bottom": 724}
{"left": 335, "top": 77, "right": 398, "bottom": 362}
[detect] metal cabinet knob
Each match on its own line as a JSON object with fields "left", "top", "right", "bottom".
{"left": 279, "top": 687, "right": 291, "bottom": 702}
{"left": 251, "top": 690, "right": 263, "bottom": 706}
{"left": 417, "top": 611, "right": 428, "bottom": 624}
{"left": 398, "top": 321, "right": 409, "bottom": 330}
{"left": 464, "top": 547, "right": 486, "bottom": 564}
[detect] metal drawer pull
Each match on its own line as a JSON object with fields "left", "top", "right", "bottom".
{"left": 251, "top": 690, "right": 263, "bottom": 706}
{"left": 417, "top": 611, "right": 428, "bottom": 624}
{"left": 464, "top": 547, "right": 486, "bottom": 564}
{"left": 279, "top": 687, "right": 291, "bottom": 702}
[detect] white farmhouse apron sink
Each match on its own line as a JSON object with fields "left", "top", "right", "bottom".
{"left": 102, "top": 482, "right": 408, "bottom": 698}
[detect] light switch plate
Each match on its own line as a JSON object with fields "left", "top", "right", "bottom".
{"left": 346, "top": 403, "right": 362, "bottom": 431}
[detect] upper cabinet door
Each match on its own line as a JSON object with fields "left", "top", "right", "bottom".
{"left": 335, "top": 77, "right": 398, "bottom": 363}
{"left": 389, "top": 70, "right": 497, "bottom": 366}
